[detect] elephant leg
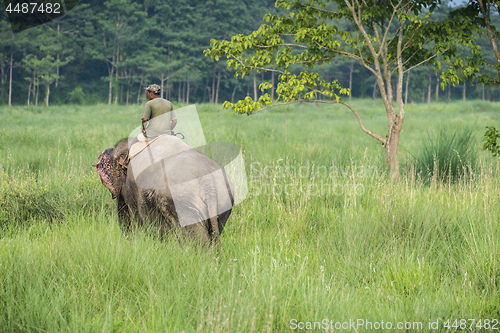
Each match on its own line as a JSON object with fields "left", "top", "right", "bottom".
{"left": 184, "top": 221, "right": 211, "bottom": 247}
{"left": 117, "top": 194, "right": 133, "bottom": 234}
{"left": 217, "top": 208, "right": 232, "bottom": 234}
{"left": 209, "top": 215, "right": 225, "bottom": 256}
{"left": 136, "top": 190, "right": 177, "bottom": 238}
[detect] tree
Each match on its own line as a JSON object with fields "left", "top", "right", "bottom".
{"left": 20, "top": 23, "right": 73, "bottom": 106}
{"left": 0, "top": 19, "right": 27, "bottom": 106}
{"left": 206, "top": 0, "right": 478, "bottom": 178}
{"left": 84, "top": 0, "right": 146, "bottom": 104}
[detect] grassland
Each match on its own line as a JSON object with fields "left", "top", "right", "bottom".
{"left": 1, "top": 100, "right": 500, "bottom": 332}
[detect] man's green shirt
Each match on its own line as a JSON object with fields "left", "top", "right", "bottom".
{"left": 142, "top": 98, "right": 176, "bottom": 139}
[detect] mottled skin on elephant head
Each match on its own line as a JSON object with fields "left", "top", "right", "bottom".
{"left": 93, "top": 141, "right": 129, "bottom": 199}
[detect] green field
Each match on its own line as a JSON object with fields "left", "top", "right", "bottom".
{"left": 1, "top": 100, "right": 500, "bottom": 332}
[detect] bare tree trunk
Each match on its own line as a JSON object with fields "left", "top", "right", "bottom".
{"left": 114, "top": 84, "right": 119, "bottom": 104}
{"left": 463, "top": 82, "right": 466, "bottom": 102}
{"left": 253, "top": 74, "right": 258, "bottom": 101}
{"left": 35, "top": 80, "right": 39, "bottom": 106}
{"left": 137, "top": 75, "right": 143, "bottom": 104}
{"left": 108, "top": 79, "right": 113, "bottom": 105}
{"left": 215, "top": 71, "right": 220, "bottom": 104}
{"left": 271, "top": 69, "right": 275, "bottom": 101}
{"left": 56, "top": 23, "right": 60, "bottom": 88}
{"left": 427, "top": 73, "right": 431, "bottom": 103}
{"left": 32, "top": 76, "right": 36, "bottom": 105}
{"left": 482, "top": 83, "right": 485, "bottom": 101}
{"left": 349, "top": 62, "right": 353, "bottom": 102}
{"left": 46, "top": 84, "right": 50, "bottom": 107}
{"left": 435, "top": 78, "right": 439, "bottom": 101}
{"left": 211, "top": 75, "right": 215, "bottom": 103}
{"left": 126, "top": 87, "right": 129, "bottom": 105}
{"left": 404, "top": 70, "right": 410, "bottom": 105}
{"left": 186, "top": 80, "right": 190, "bottom": 104}
{"left": 211, "top": 64, "right": 216, "bottom": 103}
{"left": 182, "top": 81, "right": 185, "bottom": 103}
{"left": 56, "top": 54, "right": 60, "bottom": 88}
{"left": 161, "top": 74, "right": 164, "bottom": 99}
{"left": 8, "top": 52, "right": 13, "bottom": 107}
{"left": 27, "top": 81, "right": 31, "bottom": 106}
{"left": 178, "top": 82, "right": 181, "bottom": 103}
{"left": 114, "top": 44, "right": 119, "bottom": 105}
{"left": 231, "top": 85, "right": 237, "bottom": 103}
{"left": 372, "top": 80, "right": 377, "bottom": 99}
{"left": 0, "top": 60, "right": 4, "bottom": 98}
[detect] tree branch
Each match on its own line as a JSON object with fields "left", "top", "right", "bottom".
{"left": 402, "top": 52, "right": 439, "bottom": 74}
{"left": 301, "top": 94, "right": 388, "bottom": 144}
{"left": 225, "top": 52, "right": 285, "bottom": 75}
{"left": 304, "top": 4, "right": 340, "bottom": 15}
{"left": 258, "top": 100, "right": 299, "bottom": 112}
{"left": 379, "top": 2, "right": 401, "bottom": 53}
{"left": 337, "top": 100, "right": 386, "bottom": 144}
{"left": 254, "top": 43, "right": 308, "bottom": 49}
{"left": 478, "top": 0, "right": 500, "bottom": 63}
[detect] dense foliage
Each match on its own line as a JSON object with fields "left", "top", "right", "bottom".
{"left": 1, "top": 0, "right": 499, "bottom": 106}
{"left": 0, "top": 0, "right": 276, "bottom": 105}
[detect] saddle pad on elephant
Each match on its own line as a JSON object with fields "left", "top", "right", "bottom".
{"left": 129, "top": 135, "right": 165, "bottom": 159}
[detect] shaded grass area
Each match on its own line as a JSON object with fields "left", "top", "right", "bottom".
{"left": 1, "top": 101, "right": 500, "bottom": 331}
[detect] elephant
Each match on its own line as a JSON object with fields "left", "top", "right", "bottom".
{"left": 93, "top": 135, "right": 234, "bottom": 246}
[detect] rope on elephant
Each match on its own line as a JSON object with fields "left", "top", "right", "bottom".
{"left": 172, "top": 132, "right": 185, "bottom": 140}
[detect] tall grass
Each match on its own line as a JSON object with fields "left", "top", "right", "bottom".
{"left": 412, "top": 125, "right": 478, "bottom": 183}
{"left": 1, "top": 101, "right": 500, "bottom": 331}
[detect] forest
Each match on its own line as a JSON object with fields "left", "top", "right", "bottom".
{"left": 0, "top": 0, "right": 499, "bottom": 106}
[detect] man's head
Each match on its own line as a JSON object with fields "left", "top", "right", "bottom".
{"left": 145, "top": 84, "right": 161, "bottom": 100}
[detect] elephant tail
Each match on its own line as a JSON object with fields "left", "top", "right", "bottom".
{"left": 206, "top": 190, "right": 223, "bottom": 252}
{"left": 205, "top": 171, "right": 224, "bottom": 254}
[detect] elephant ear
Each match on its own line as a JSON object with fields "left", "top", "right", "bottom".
{"left": 94, "top": 148, "right": 120, "bottom": 199}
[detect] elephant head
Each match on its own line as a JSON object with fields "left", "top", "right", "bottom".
{"left": 93, "top": 140, "right": 129, "bottom": 199}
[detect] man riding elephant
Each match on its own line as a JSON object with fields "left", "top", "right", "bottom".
{"left": 136, "top": 84, "right": 177, "bottom": 143}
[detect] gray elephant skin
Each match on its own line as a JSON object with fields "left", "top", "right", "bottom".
{"left": 93, "top": 136, "right": 234, "bottom": 245}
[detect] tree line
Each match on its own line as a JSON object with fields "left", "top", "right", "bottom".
{"left": 0, "top": 0, "right": 499, "bottom": 106}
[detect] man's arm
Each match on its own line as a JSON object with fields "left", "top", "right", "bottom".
{"left": 142, "top": 102, "right": 152, "bottom": 133}
{"left": 170, "top": 108, "right": 177, "bottom": 130}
